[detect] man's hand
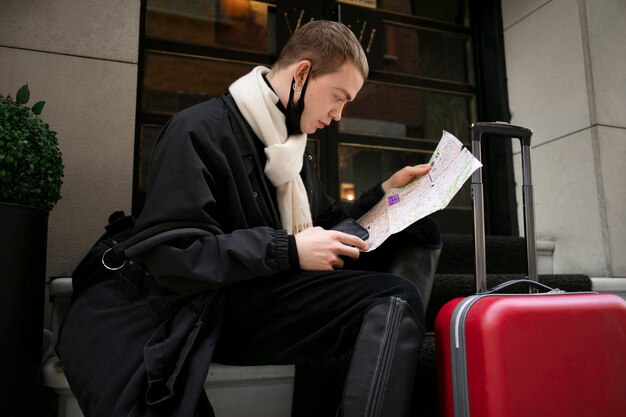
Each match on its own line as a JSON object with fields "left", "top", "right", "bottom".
{"left": 295, "top": 226, "right": 369, "bottom": 270}
{"left": 381, "top": 164, "right": 432, "bottom": 192}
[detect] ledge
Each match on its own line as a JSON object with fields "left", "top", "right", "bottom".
{"left": 44, "top": 356, "right": 295, "bottom": 417}
{"left": 591, "top": 277, "right": 626, "bottom": 301}
{"left": 537, "top": 239, "right": 556, "bottom": 274}
{"left": 45, "top": 277, "right": 295, "bottom": 417}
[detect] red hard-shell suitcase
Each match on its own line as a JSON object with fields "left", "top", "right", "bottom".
{"left": 435, "top": 122, "right": 626, "bottom": 417}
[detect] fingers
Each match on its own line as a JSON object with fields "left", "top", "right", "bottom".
{"left": 414, "top": 163, "right": 432, "bottom": 175}
{"left": 384, "top": 164, "right": 433, "bottom": 191}
{"left": 333, "top": 231, "right": 368, "bottom": 253}
{"left": 295, "top": 227, "right": 366, "bottom": 270}
{"left": 403, "top": 164, "right": 431, "bottom": 178}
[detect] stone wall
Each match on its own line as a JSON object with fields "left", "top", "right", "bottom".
{"left": 502, "top": 0, "right": 626, "bottom": 277}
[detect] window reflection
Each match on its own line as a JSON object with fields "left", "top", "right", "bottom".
{"left": 379, "top": 0, "right": 468, "bottom": 26}
{"left": 143, "top": 52, "right": 255, "bottom": 114}
{"left": 340, "top": 82, "right": 473, "bottom": 143}
{"left": 146, "top": 0, "right": 276, "bottom": 54}
{"left": 384, "top": 23, "right": 472, "bottom": 84}
{"left": 338, "top": 144, "right": 471, "bottom": 208}
{"left": 338, "top": 144, "right": 430, "bottom": 202}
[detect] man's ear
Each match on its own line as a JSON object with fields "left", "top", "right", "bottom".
{"left": 293, "top": 60, "right": 312, "bottom": 85}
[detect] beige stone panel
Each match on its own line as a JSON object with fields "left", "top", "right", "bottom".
{"left": 585, "top": 0, "right": 626, "bottom": 128}
{"left": 504, "top": 0, "right": 590, "bottom": 145}
{"left": 0, "top": 0, "right": 140, "bottom": 63}
{"left": 597, "top": 126, "right": 626, "bottom": 276}
{"left": 514, "top": 129, "right": 607, "bottom": 276}
{"left": 0, "top": 47, "right": 136, "bottom": 277}
{"left": 501, "top": 0, "right": 551, "bottom": 30}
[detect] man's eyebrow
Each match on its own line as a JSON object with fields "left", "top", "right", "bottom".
{"left": 335, "top": 87, "right": 353, "bottom": 101}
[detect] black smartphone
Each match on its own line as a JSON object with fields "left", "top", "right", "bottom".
{"left": 330, "top": 218, "right": 369, "bottom": 241}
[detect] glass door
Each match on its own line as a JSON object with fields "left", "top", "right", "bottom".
{"left": 134, "top": 0, "right": 511, "bottom": 234}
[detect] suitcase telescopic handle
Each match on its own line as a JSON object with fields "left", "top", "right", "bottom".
{"left": 470, "top": 122, "right": 537, "bottom": 293}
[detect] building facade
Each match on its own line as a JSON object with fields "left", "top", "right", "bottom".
{"left": 1, "top": 0, "right": 624, "bottom": 293}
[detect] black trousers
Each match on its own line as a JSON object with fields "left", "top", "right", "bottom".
{"left": 214, "top": 216, "right": 442, "bottom": 365}
{"left": 214, "top": 269, "right": 424, "bottom": 366}
{"left": 58, "top": 217, "right": 441, "bottom": 417}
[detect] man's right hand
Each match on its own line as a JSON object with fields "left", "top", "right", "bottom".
{"left": 294, "top": 226, "right": 369, "bottom": 270}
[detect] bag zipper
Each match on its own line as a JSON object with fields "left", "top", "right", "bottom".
{"left": 366, "top": 296, "right": 405, "bottom": 417}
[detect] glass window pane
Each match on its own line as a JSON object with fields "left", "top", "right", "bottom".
{"left": 146, "top": 0, "right": 276, "bottom": 54}
{"left": 379, "top": 0, "right": 468, "bottom": 26}
{"left": 338, "top": 144, "right": 471, "bottom": 208}
{"left": 143, "top": 52, "right": 255, "bottom": 114}
{"left": 338, "top": 145, "right": 429, "bottom": 202}
{"left": 340, "top": 82, "right": 473, "bottom": 143}
{"left": 383, "top": 23, "right": 472, "bottom": 84}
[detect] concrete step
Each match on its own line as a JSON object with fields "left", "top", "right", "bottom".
{"left": 43, "top": 356, "right": 295, "bottom": 417}
{"left": 44, "top": 277, "right": 295, "bottom": 417}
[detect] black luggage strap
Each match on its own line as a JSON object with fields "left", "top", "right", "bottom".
{"left": 101, "top": 220, "right": 222, "bottom": 271}
{"left": 104, "top": 210, "right": 134, "bottom": 235}
{"left": 478, "top": 279, "right": 564, "bottom": 295}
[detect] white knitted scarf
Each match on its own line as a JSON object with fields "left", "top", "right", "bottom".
{"left": 229, "top": 66, "right": 313, "bottom": 234}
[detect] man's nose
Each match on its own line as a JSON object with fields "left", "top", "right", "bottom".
{"left": 330, "top": 104, "right": 344, "bottom": 122}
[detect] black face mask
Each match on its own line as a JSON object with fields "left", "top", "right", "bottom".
{"left": 285, "top": 72, "right": 310, "bottom": 136}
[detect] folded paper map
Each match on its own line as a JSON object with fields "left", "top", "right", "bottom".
{"left": 357, "top": 131, "right": 482, "bottom": 251}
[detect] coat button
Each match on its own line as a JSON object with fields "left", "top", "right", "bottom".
{"left": 307, "top": 154, "right": 313, "bottom": 160}
{"left": 253, "top": 192, "right": 258, "bottom": 198}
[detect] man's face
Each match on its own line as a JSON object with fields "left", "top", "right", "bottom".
{"left": 299, "top": 62, "right": 365, "bottom": 134}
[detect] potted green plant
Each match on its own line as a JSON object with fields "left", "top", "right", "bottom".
{"left": 0, "top": 84, "right": 63, "bottom": 416}
{"left": 0, "top": 84, "right": 63, "bottom": 209}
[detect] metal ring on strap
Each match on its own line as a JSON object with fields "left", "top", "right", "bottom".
{"left": 101, "top": 247, "right": 126, "bottom": 271}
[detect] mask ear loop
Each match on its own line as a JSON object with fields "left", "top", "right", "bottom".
{"left": 286, "top": 68, "right": 311, "bottom": 135}
{"left": 286, "top": 78, "right": 301, "bottom": 135}
{"left": 297, "top": 71, "right": 310, "bottom": 112}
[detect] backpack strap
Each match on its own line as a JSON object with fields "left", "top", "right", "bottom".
{"left": 101, "top": 94, "right": 265, "bottom": 269}
{"left": 101, "top": 220, "right": 223, "bottom": 271}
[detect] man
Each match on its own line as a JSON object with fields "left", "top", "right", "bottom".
{"left": 58, "top": 20, "right": 442, "bottom": 417}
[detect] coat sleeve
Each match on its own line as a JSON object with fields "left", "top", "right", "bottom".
{"left": 132, "top": 102, "right": 292, "bottom": 295}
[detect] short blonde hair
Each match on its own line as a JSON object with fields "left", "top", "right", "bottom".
{"left": 273, "top": 20, "right": 369, "bottom": 79}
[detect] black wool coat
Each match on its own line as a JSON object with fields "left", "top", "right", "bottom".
{"left": 133, "top": 93, "right": 384, "bottom": 294}
{"left": 57, "top": 93, "right": 386, "bottom": 417}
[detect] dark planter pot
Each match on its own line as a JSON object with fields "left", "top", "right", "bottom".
{"left": 0, "top": 202, "right": 49, "bottom": 417}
